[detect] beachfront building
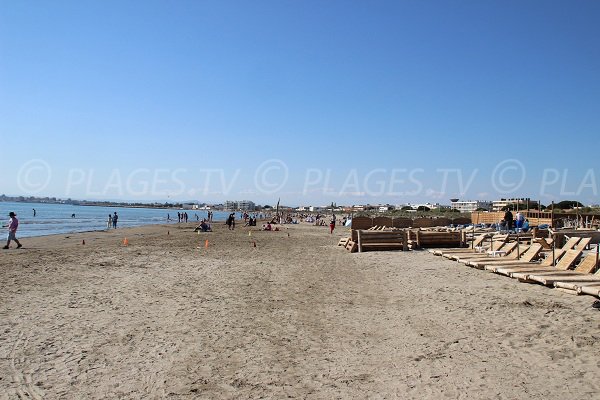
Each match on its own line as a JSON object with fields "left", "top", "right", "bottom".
{"left": 491, "top": 198, "right": 539, "bottom": 211}
{"left": 450, "top": 199, "right": 492, "bottom": 213}
{"left": 224, "top": 200, "right": 256, "bottom": 211}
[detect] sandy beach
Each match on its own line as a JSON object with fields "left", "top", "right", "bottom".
{"left": 1, "top": 221, "right": 599, "bottom": 399}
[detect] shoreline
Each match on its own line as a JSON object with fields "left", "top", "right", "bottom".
{"left": 10, "top": 220, "right": 223, "bottom": 241}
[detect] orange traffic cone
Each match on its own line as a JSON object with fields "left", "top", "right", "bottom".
{"left": 205, "top": 239, "right": 209, "bottom": 249}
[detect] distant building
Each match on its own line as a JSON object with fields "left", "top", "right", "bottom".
{"left": 225, "top": 200, "right": 256, "bottom": 211}
{"left": 492, "top": 198, "right": 538, "bottom": 212}
{"left": 414, "top": 202, "right": 442, "bottom": 210}
{"left": 450, "top": 199, "right": 492, "bottom": 213}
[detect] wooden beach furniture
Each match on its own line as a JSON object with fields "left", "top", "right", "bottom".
{"left": 561, "top": 236, "right": 581, "bottom": 251}
{"left": 489, "top": 237, "right": 586, "bottom": 276}
{"left": 489, "top": 248, "right": 566, "bottom": 275}
{"left": 409, "top": 230, "right": 462, "bottom": 249}
{"left": 511, "top": 249, "right": 583, "bottom": 281}
{"left": 445, "top": 237, "right": 509, "bottom": 261}
{"left": 356, "top": 229, "right": 408, "bottom": 252}
{"left": 338, "top": 237, "right": 351, "bottom": 247}
{"left": 456, "top": 241, "right": 519, "bottom": 263}
{"left": 521, "top": 251, "right": 599, "bottom": 286}
{"left": 574, "top": 237, "right": 591, "bottom": 250}
{"left": 552, "top": 249, "right": 600, "bottom": 291}
{"left": 470, "top": 243, "right": 543, "bottom": 272}
{"left": 460, "top": 243, "right": 524, "bottom": 267}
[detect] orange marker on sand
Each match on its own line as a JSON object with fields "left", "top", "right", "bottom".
{"left": 205, "top": 239, "right": 209, "bottom": 249}
{"left": 123, "top": 238, "right": 129, "bottom": 246}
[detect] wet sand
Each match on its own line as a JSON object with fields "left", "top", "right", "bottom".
{"left": 1, "top": 221, "right": 599, "bottom": 399}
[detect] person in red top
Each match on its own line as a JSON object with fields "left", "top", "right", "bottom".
{"left": 329, "top": 214, "right": 336, "bottom": 234}
{"left": 4, "top": 211, "right": 22, "bottom": 249}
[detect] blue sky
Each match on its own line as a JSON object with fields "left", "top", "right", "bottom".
{"left": 1, "top": 0, "right": 599, "bottom": 206}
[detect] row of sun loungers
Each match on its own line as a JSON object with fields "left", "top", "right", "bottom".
{"left": 433, "top": 234, "right": 600, "bottom": 298}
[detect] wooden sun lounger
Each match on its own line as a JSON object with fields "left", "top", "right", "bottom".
{"left": 444, "top": 239, "right": 508, "bottom": 260}
{"left": 575, "top": 237, "right": 591, "bottom": 250}
{"left": 462, "top": 244, "right": 528, "bottom": 267}
{"left": 550, "top": 252, "right": 600, "bottom": 291}
{"left": 561, "top": 236, "right": 581, "bottom": 251}
{"left": 500, "top": 237, "right": 587, "bottom": 279}
{"left": 490, "top": 249, "right": 566, "bottom": 275}
{"left": 469, "top": 243, "right": 543, "bottom": 270}
{"left": 456, "top": 242, "right": 519, "bottom": 264}
{"left": 483, "top": 237, "right": 583, "bottom": 275}
{"left": 511, "top": 249, "right": 583, "bottom": 282}
{"left": 525, "top": 252, "right": 600, "bottom": 286}
{"left": 473, "top": 237, "right": 581, "bottom": 276}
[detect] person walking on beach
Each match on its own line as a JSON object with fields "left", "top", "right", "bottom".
{"left": 226, "top": 213, "right": 235, "bottom": 230}
{"left": 33, "top": 208, "right": 36, "bottom": 217}
{"left": 3, "top": 212, "right": 22, "bottom": 249}
{"left": 329, "top": 214, "right": 336, "bottom": 234}
{"left": 112, "top": 212, "right": 119, "bottom": 229}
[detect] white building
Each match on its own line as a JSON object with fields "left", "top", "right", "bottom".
{"left": 450, "top": 199, "right": 492, "bottom": 213}
{"left": 491, "top": 198, "right": 538, "bottom": 212}
{"left": 225, "top": 200, "right": 256, "bottom": 211}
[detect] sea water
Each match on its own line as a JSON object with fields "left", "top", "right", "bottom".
{"left": 0, "top": 202, "right": 231, "bottom": 238}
